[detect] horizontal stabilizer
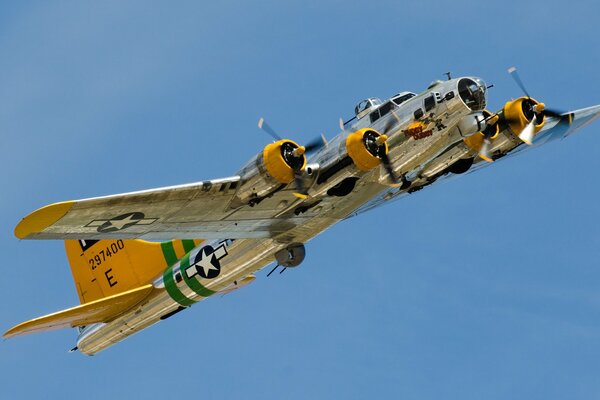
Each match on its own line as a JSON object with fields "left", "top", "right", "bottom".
{"left": 4, "top": 284, "right": 155, "bottom": 338}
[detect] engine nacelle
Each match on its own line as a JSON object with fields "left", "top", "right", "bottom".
{"left": 503, "top": 97, "right": 545, "bottom": 136}
{"left": 345, "top": 128, "right": 387, "bottom": 171}
{"left": 454, "top": 111, "right": 487, "bottom": 138}
{"left": 463, "top": 109, "right": 500, "bottom": 152}
{"left": 261, "top": 140, "right": 305, "bottom": 184}
{"left": 274, "top": 243, "right": 305, "bottom": 267}
{"left": 233, "top": 140, "right": 306, "bottom": 206}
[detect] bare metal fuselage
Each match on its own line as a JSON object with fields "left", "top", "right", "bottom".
{"left": 77, "top": 77, "right": 490, "bottom": 354}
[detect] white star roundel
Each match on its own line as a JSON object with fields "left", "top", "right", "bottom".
{"left": 86, "top": 212, "right": 158, "bottom": 233}
{"left": 185, "top": 243, "right": 228, "bottom": 280}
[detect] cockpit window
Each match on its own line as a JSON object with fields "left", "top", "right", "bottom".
{"left": 379, "top": 101, "right": 393, "bottom": 118}
{"left": 369, "top": 101, "right": 394, "bottom": 124}
{"left": 370, "top": 110, "right": 379, "bottom": 123}
{"left": 355, "top": 100, "right": 370, "bottom": 115}
{"left": 392, "top": 92, "right": 416, "bottom": 106}
{"left": 355, "top": 98, "right": 383, "bottom": 118}
{"left": 457, "top": 78, "right": 486, "bottom": 111}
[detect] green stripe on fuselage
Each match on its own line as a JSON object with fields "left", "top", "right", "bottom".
{"left": 163, "top": 265, "right": 195, "bottom": 307}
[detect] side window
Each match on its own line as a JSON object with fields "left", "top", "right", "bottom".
{"left": 392, "top": 93, "right": 416, "bottom": 106}
{"left": 424, "top": 94, "right": 436, "bottom": 112}
{"left": 370, "top": 110, "right": 380, "bottom": 123}
{"left": 378, "top": 102, "right": 393, "bottom": 118}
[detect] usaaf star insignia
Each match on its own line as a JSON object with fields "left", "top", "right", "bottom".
{"left": 86, "top": 212, "right": 158, "bottom": 233}
{"left": 185, "top": 243, "right": 228, "bottom": 280}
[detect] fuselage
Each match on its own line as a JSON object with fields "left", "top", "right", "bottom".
{"left": 77, "top": 76, "right": 493, "bottom": 354}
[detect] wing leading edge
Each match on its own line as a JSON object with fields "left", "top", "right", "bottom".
{"left": 15, "top": 174, "right": 314, "bottom": 241}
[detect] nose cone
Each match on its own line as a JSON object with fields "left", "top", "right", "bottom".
{"left": 457, "top": 77, "right": 487, "bottom": 111}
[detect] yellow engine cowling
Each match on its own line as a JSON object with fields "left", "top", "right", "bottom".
{"left": 230, "top": 139, "right": 307, "bottom": 207}
{"left": 262, "top": 140, "right": 306, "bottom": 184}
{"left": 345, "top": 128, "right": 387, "bottom": 172}
{"left": 503, "top": 97, "right": 545, "bottom": 136}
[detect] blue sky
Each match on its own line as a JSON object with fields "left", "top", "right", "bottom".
{"left": 1, "top": 1, "right": 600, "bottom": 398}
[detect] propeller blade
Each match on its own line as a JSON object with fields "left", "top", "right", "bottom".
{"left": 339, "top": 118, "right": 345, "bottom": 131}
{"left": 508, "top": 66, "right": 531, "bottom": 99}
{"left": 543, "top": 107, "right": 565, "bottom": 118}
{"left": 258, "top": 117, "right": 283, "bottom": 141}
{"left": 383, "top": 110, "right": 402, "bottom": 135}
{"left": 380, "top": 151, "right": 400, "bottom": 185}
{"left": 304, "top": 136, "right": 326, "bottom": 154}
{"left": 518, "top": 118, "right": 536, "bottom": 145}
{"left": 292, "top": 170, "right": 308, "bottom": 199}
{"left": 478, "top": 138, "right": 493, "bottom": 163}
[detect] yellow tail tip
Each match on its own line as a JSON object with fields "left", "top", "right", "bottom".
{"left": 292, "top": 193, "right": 309, "bottom": 199}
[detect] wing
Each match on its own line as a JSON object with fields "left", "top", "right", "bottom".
{"left": 351, "top": 104, "right": 600, "bottom": 217}
{"left": 15, "top": 175, "right": 312, "bottom": 240}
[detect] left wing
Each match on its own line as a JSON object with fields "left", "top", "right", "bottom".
{"left": 15, "top": 175, "right": 312, "bottom": 240}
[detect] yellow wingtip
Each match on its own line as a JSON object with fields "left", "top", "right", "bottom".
{"left": 292, "top": 193, "right": 309, "bottom": 200}
{"left": 14, "top": 201, "right": 75, "bottom": 239}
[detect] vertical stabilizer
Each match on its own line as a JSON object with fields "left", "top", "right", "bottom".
{"left": 64, "top": 239, "right": 203, "bottom": 303}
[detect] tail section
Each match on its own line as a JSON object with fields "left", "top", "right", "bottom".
{"left": 65, "top": 239, "right": 203, "bottom": 303}
{"left": 4, "top": 284, "right": 155, "bottom": 338}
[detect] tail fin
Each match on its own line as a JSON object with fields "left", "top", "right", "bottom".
{"left": 65, "top": 239, "right": 203, "bottom": 303}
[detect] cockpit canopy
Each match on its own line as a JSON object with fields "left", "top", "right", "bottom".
{"left": 355, "top": 98, "right": 382, "bottom": 119}
{"left": 355, "top": 92, "right": 416, "bottom": 120}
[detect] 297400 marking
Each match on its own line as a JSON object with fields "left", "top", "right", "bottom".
{"left": 88, "top": 240, "right": 125, "bottom": 270}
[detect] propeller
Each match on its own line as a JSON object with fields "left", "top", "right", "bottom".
{"left": 378, "top": 146, "right": 400, "bottom": 185}
{"left": 341, "top": 111, "right": 402, "bottom": 185}
{"left": 478, "top": 113, "right": 500, "bottom": 162}
{"left": 258, "top": 117, "right": 282, "bottom": 141}
{"left": 381, "top": 110, "right": 404, "bottom": 185}
{"left": 367, "top": 130, "right": 401, "bottom": 186}
{"left": 258, "top": 117, "right": 326, "bottom": 199}
{"left": 518, "top": 118, "right": 536, "bottom": 145}
{"left": 507, "top": 67, "right": 570, "bottom": 144}
{"left": 383, "top": 108, "right": 402, "bottom": 135}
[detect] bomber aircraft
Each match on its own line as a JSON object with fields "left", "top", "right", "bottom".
{"left": 6, "top": 68, "right": 600, "bottom": 355}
